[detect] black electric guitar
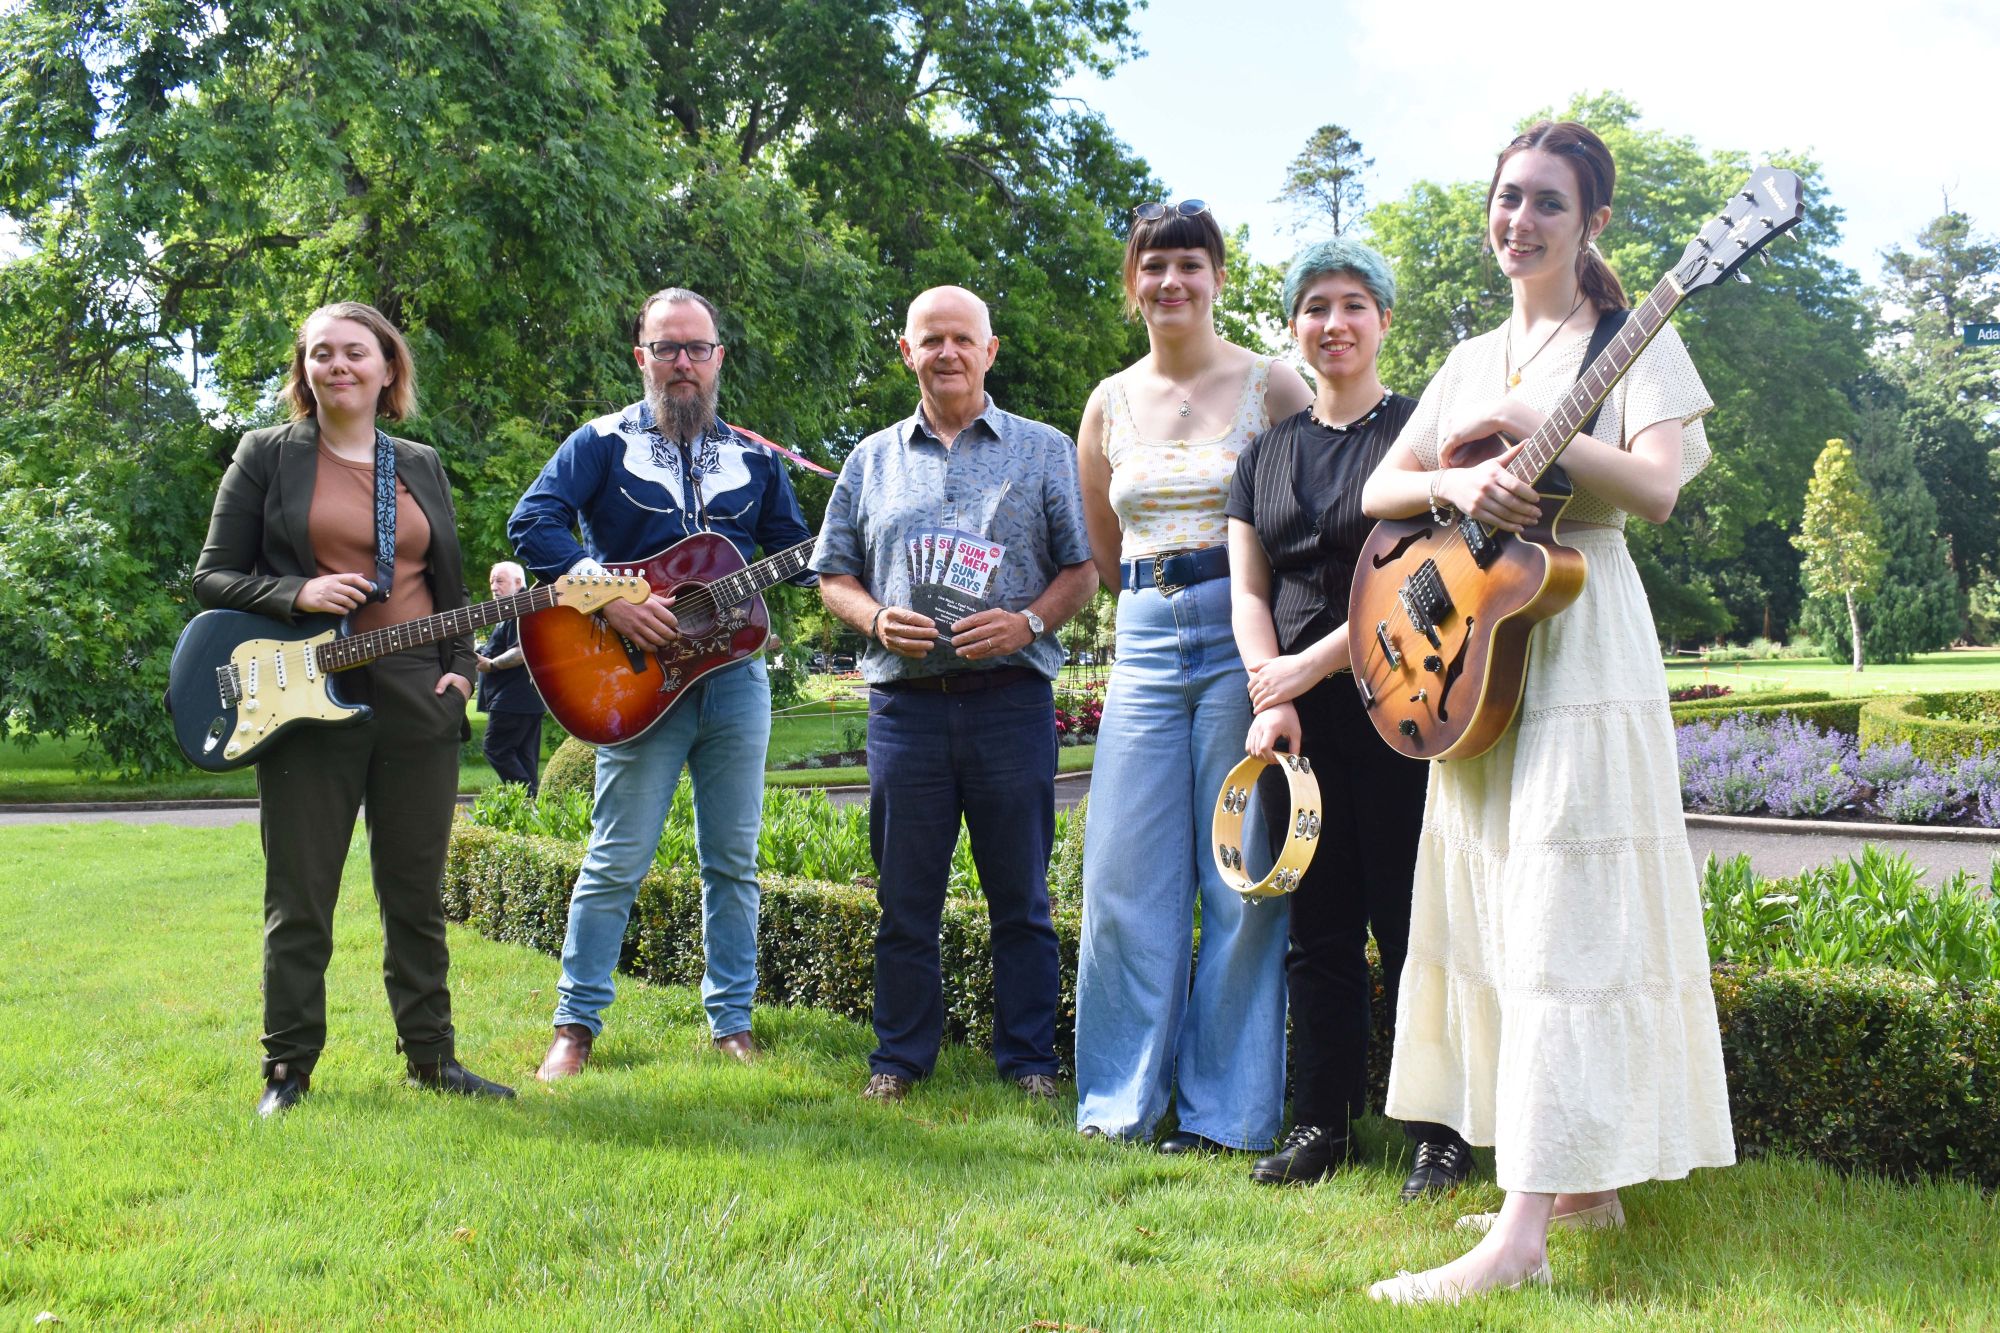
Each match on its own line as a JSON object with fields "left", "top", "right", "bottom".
{"left": 1347, "top": 165, "right": 1805, "bottom": 760}
{"left": 167, "top": 573, "right": 648, "bottom": 771}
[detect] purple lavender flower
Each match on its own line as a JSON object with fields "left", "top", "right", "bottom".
{"left": 1879, "top": 769, "right": 1953, "bottom": 824}
{"left": 1855, "top": 739, "right": 1919, "bottom": 788}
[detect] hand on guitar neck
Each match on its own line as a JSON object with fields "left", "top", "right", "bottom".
{"left": 600, "top": 590, "right": 681, "bottom": 650}
{"left": 1434, "top": 436, "right": 1541, "bottom": 534}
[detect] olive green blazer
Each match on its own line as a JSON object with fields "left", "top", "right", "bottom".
{"left": 193, "top": 418, "right": 477, "bottom": 680}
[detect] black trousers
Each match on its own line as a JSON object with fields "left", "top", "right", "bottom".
{"left": 253, "top": 653, "right": 463, "bottom": 1077}
{"left": 1264, "top": 672, "right": 1456, "bottom": 1143}
{"left": 481, "top": 708, "right": 544, "bottom": 795}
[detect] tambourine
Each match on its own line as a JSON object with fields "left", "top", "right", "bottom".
{"left": 1210, "top": 751, "right": 1323, "bottom": 898}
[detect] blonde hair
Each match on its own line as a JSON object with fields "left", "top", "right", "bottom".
{"left": 283, "top": 302, "right": 419, "bottom": 422}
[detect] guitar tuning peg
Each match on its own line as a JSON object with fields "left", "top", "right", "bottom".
{"left": 1734, "top": 271, "right": 1752, "bottom": 284}
{"left": 1756, "top": 251, "right": 1772, "bottom": 267}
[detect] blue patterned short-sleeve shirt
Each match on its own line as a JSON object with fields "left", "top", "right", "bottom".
{"left": 811, "top": 396, "right": 1092, "bottom": 683}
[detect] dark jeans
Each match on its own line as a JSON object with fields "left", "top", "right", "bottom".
{"left": 1271, "top": 673, "right": 1458, "bottom": 1147}
{"left": 482, "top": 708, "right": 544, "bottom": 795}
{"left": 866, "top": 675, "right": 1061, "bottom": 1081}
{"left": 253, "top": 653, "right": 463, "bottom": 1077}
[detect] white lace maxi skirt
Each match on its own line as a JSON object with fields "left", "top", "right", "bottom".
{"left": 1383, "top": 528, "right": 1736, "bottom": 1194}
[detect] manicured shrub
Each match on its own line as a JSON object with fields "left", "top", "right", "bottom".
{"left": 1668, "top": 687, "right": 1832, "bottom": 723}
{"left": 1860, "top": 691, "right": 2000, "bottom": 768}
{"left": 444, "top": 823, "right": 2000, "bottom": 1185}
{"left": 541, "top": 736, "right": 597, "bottom": 799}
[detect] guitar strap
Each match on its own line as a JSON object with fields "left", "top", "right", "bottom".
{"left": 369, "top": 429, "right": 397, "bottom": 603}
{"left": 1575, "top": 308, "right": 1630, "bottom": 441}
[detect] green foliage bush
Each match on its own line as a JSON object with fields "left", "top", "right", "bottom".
{"left": 1699, "top": 638, "right": 1820, "bottom": 663}
{"left": 445, "top": 818, "right": 2000, "bottom": 1184}
{"left": 1669, "top": 688, "right": 1832, "bottom": 722}
{"left": 541, "top": 737, "right": 597, "bottom": 801}
{"left": 1669, "top": 695, "right": 1868, "bottom": 737}
{"left": 1859, "top": 691, "right": 2000, "bottom": 766}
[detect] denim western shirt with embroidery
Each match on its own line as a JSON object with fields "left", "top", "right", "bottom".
{"left": 811, "top": 396, "right": 1091, "bottom": 684}
{"left": 509, "top": 401, "right": 816, "bottom": 585}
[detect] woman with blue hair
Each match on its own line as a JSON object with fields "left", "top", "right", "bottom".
{"left": 1224, "top": 236, "right": 1476, "bottom": 1192}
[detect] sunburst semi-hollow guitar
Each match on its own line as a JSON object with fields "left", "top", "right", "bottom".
{"left": 167, "top": 572, "right": 650, "bottom": 771}
{"left": 519, "top": 532, "right": 815, "bottom": 747}
{"left": 1348, "top": 165, "right": 1804, "bottom": 761}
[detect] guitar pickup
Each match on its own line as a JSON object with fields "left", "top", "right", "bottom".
{"left": 1374, "top": 620, "right": 1402, "bottom": 670}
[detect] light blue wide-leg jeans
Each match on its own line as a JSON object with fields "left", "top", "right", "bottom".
{"left": 1074, "top": 576, "right": 1288, "bottom": 1149}
{"left": 552, "top": 657, "right": 771, "bottom": 1039}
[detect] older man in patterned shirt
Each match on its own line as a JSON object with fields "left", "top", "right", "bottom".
{"left": 814, "top": 285, "right": 1097, "bottom": 1103}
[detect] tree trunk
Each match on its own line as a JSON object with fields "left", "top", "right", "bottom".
{"left": 1847, "top": 590, "right": 1864, "bottom": 671}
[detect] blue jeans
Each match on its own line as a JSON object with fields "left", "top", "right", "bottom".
{"left": 553, "top": 657, "right": 770, "bottom": 1039}
{"left": 866, "top": 674, "right": 1061, "bottom": 1081}
{"left": 1074, "top": 577, "right": 1288, "bottom": 1149}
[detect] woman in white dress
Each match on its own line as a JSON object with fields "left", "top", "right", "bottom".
{"left": 1358, "top": 121, "right": 1735, "bottom": 1304}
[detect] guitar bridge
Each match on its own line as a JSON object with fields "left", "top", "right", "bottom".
{"left": 217, "top": 664, "right": 242, "bottom": 708}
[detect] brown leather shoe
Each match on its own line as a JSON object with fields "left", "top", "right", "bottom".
{"left": 535, "top": 1024, "right": 594, "bottom": 1082}
{"left": 713, "top": 1031, "right": 758, "bottom": 1063}
{"left": 862, "top": 1072, "right": 911, "bottom": 1101}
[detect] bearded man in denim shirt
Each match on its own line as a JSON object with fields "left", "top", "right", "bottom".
{"left": 510, "top": 287, "right": 815, "bottom": 1079}
{"left": 814, "top": 285, "right": 1098, "bottom": 1103}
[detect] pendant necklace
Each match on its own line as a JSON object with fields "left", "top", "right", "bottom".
{"left": 1162, "top": 365, "right": 1204, "bottom": 418}
{"left": 1504, "top": 292, "right": 1586, "bottom": 388}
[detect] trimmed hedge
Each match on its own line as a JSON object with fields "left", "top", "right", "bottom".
{"left": 1669, "top": 688, "right": 1833, "bottom": 721}
{"left": 1670, "top": 696, "right": 1868, "bottom": 737}
{"left": 445, "top": 819, "right": 2000, "bottom": 1186}
{"left": 1860, "top": 691, "right": 2000, "bottom": 766}
{"left": 541, "top": 736, "right": 597, "bottom": 800}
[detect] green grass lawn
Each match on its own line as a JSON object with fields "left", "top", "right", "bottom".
{"left": 1664, "top": 647, "right": 2000, "bottom": 698}
{"left": 3, "top": 824, "right": 1996, "bottom": 1329}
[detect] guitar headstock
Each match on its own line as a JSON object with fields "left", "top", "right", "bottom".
{"left": 552, "top": 572, "right": 652, "bottom": 614}
{"left": 1672, "top": 166, "right": 1804, "bottom": 296}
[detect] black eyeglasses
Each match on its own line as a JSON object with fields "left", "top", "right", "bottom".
{"left": 639, "top": 339, "right": 720, "bottom": 362}
{"left": 1133, "top": 199, "right": 1209, "bottom": 223}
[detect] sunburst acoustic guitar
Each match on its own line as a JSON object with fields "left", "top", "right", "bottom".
{"left": 1347, "top": 165, "right": 1804, "bottom": 761}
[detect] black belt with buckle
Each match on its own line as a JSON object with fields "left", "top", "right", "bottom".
{"left": 874, "top": 665, "right": 1043, "bottom": 695}
{"left": 1119, "top": 545, "right": 1230, "bottom": 595}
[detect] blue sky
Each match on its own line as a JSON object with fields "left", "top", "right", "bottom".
{"left": 1059, "top": 0, "right": 2000, "bottom": 290}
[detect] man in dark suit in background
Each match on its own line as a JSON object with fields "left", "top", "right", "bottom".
{"left": 475, "top": 560, "right": 546, "bottom": 795}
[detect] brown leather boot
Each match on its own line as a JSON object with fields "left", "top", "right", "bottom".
{"left": 536, "top": 1024, "right": 594, "bottom": 1082}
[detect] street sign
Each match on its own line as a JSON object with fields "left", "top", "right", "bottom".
{"left": 1967, "top": 322, "right": 2000, "bottom": 347}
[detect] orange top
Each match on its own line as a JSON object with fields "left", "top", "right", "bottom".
{"left": 309, "top": 445, "right": 434, "bottom": 633}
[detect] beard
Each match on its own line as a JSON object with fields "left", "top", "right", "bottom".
{"left": 646, "top": 374, "right": 719, "bottom": 445}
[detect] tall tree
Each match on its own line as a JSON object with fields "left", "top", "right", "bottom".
{"left": 1276, "top": 124, "right": 1372, "bottom": 237}
{"left": 1792, "top": 438, "right": 1888, "bottom": 670}
{"left": 1874, "top": 208, "right": 2000, "bottom": 601}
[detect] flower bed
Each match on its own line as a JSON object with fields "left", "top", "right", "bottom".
{"left": 1678, "top": 712, "right": 2000, "bottom": 827}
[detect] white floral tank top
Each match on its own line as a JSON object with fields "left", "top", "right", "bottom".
{"left": 1102, "top": 356, "right": 1272, "bottom": 561}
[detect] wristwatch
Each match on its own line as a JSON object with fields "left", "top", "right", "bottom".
{"left": 1023, "top": 609, "right": 1045, "bottom": 637}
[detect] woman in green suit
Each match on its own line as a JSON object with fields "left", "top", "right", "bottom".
{"left": 195, "top": 302, "right": 514, "bottom": 1116}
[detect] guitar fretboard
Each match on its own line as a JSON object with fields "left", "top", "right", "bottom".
{"left": 1505, "top": 276, "right": 1681, "bottom": 488}
{"left": 316, "top": 586, "right": 563, "bottom": 672}
{"left": 668, "top": 539, "right": 817, "bottom": 620}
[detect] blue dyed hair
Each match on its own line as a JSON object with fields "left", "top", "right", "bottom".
{"left": 1281, "top": 237, "right": 1396, "bottom": 320}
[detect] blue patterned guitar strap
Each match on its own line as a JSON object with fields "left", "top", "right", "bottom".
{"left": 369, "top": 429, "right": 397, "bottom": 603}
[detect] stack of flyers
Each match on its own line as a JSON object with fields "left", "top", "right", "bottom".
{"left": 904, "top": 526, "right": 1007, "bottom": 662}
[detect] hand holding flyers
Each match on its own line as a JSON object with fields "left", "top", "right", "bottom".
{"left": 903, "top": 525, "right": 1009, "bottom": 664}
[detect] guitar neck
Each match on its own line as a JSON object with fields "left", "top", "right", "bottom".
{"left": 1507, "top": 275, "right": 1685, "bottom": 487}
{"left": 703, "top": 538, "right": 817, "bottom": 608}
{"left": 317, "top": 586, "right": 560, "bottom": 672}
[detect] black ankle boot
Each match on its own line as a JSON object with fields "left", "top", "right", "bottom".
{"left": 1251, "top": 1123, "right": 1351, "bottom": 1185}
{"left": 408, "top": 1057, "right": 517, "bottom": 1100}
{"left": 1400, "top": 1137, "right": 1475, "bottom": 1200}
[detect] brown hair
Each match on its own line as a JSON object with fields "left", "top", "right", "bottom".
{"left": 1121, "top": 207, "right": 1229, "bottom": 319}
{"left": 1487, "top": 121, "right": 1627, "bottom": 312}
{"left": 283, "top": 302, "right": 418, "bottom": 422}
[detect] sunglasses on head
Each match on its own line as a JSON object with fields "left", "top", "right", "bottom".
{"left": 1132, "top": 199, "right": 1209, "bottom": 223}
